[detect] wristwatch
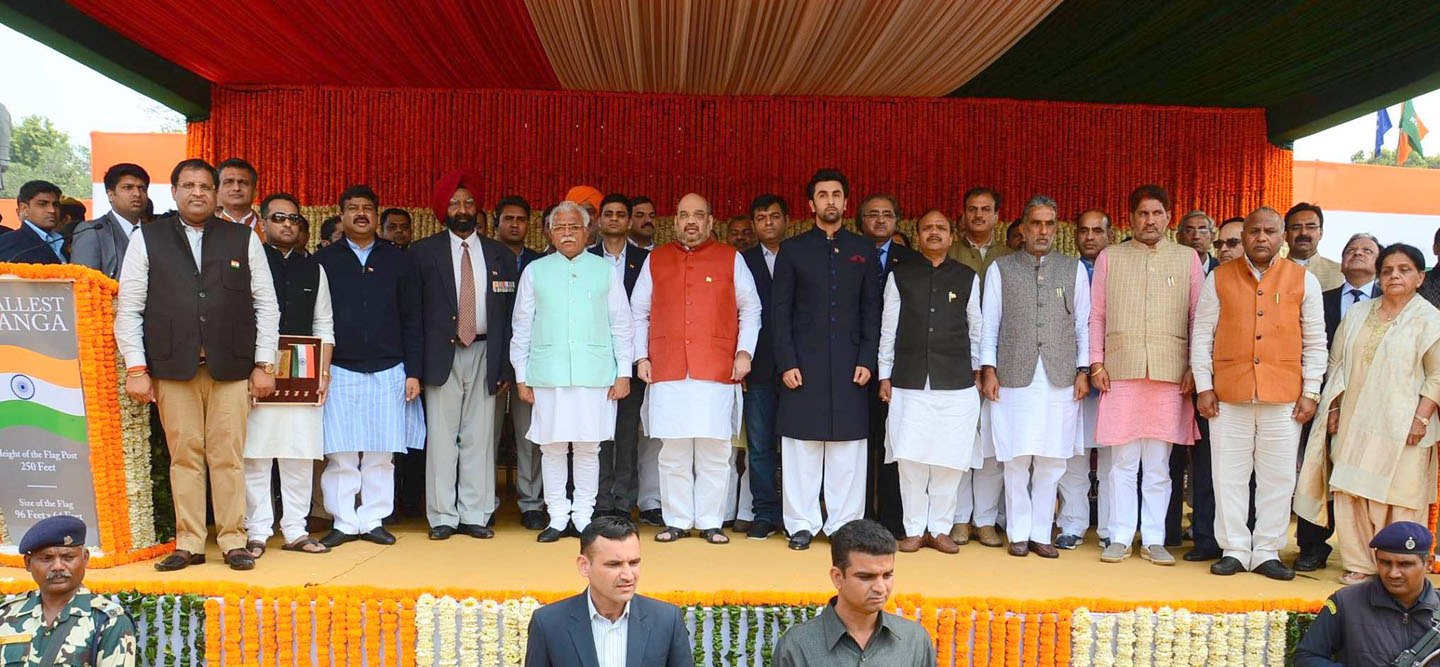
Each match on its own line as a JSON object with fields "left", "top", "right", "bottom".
{"left": 1301, "top": 391, "right": 1320, "bottom": 402}
{"left": 1076, "top": 366, "right": 1091, "bottom": 375}
{"left": 256, "top": 362, "right": 276, "bottom": 375}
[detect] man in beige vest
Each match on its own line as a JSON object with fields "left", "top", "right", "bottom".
{"left": 1089, "top": 185, "right": 1202, "bottom": 566}
{"left": 1284, "top": 202, "right": 1343, "bottom": 291}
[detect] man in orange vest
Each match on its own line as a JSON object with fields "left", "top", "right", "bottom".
{"left": 632, "top": 193, "right": 762, "bottom": 545}
{"left": 1192, "top": 206, "right": 1325, "bottom": 580}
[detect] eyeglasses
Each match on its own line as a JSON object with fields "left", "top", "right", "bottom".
{"left": 550, "top": 223, "right": 586, "bottom": 233}
{"left": 268, "top": 213, "right": 308, "bottom": 226}
{"left": 1216, "top": 238, "right": 1242, "bottom": 248}
{"left": 863, "top": 211, "right": 897, "bottom": 220}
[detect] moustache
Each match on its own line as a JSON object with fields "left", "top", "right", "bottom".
{"left": 926, "top": 235, "right": 942, "bottom": 243}
{"left": 45, "top": 572, "right": 70, "bottom": 582}
{"left": 1294, "top": 235, "right": 1312, "bottom": 244}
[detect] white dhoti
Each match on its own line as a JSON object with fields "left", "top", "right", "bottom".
{"left": 1057, "top": 395, "right": 1103, "bottom": 538}
{"left": 644, "top": 380, "right": 743, "bottom": 531}
{"left": 724, "top": 446, "right": 754, "bottom": 523}
{"left": 990, "top": 360, "right": 1083, "bottom": 545}
{"left": 887, "top": 384, "right": 981, "bottom": 538}
{"left": 529, "top": 385, "right": 617, "bottom": 532}
{"left": 781, "top": 438, "right": 866, "bottom": 536}
{"left": 1212, "top": 401, "right": 1300, "bottom": 570}
{"left": 244, "top": 396, "right": 323, "bottom": 545}
{"left": 954, "top": 404, "right": 1005, "bottom": 526}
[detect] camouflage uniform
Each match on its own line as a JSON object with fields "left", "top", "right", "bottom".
{"left": 0, "top": 587, "right": 136, "bottom": 666}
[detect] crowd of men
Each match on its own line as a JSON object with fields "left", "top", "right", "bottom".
{"left": 4, "top": 159, "right": 1435, "bottom": 587}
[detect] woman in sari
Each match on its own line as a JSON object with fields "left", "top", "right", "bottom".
{"left": 1295, "top": 244, "right": 1440, "bottom": 585}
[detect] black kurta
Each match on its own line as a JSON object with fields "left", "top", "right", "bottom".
{"left": 772, "top": 226, "right": 882, "bottom": 441}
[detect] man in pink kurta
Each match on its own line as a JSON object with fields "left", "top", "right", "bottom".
{"left": 1088, "top": 185, "right": 1202, "bottom": 566}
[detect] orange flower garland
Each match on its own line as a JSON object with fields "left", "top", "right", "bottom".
{"left": 1056, "top": 610, "right": 1072, "bottom": 666}
{"left": 1006, "top": 614, "right": 1022, "bottom": 666}
{"left": 1038, "top": 613, "right": 1056, "bottom": 666}
{"left": 381, "top": 599, "right": 400, "bottom": 666}
{"left": 241, "top": 595, "right": 259, "bottom": 667}
{"left": 315, "top": 595, "right": 331, "bottom": 667}
{"left": 276, "top": 594, "right": 292, "bottom": 667}
{"left": 1023, "top": 613, "right": 1040, "bottom": 666}
{"left": 205, "top": 598, "right": 222, "bottom": 664}
{"left": 956, "top": 605, "right": 973, "bottom": 666}
{"left": 346, "top": 594, "right": 363, "bottom": 666}
{"left": 296, "top": 595, "right": 312, "bottom": 667}
{"left": 363, "top": 596, "right": 381, "bottom": 664}
{"left": 974, "top": 607, "right": 991, "bottom": 667}
{"left": 938, "top": 608, "right": 957, "bottom": 666}
{"left": 399, "top": 600, "right": 417, "bottom": 667}
{"left": 222, "top": 593, "right": 241, "bottom": 666}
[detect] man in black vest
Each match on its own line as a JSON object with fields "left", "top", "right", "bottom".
{"left": 857, "top": 194, "right": 922, "bottom": 539}
{"left": 115, "top": 158, "right": 280, "bottom": 571}
{"left": 241, "top": 193, "right": 334, "bottom": 556}
{"left": 314, "top": 185, "right": 424, "bottom": 549}
{"left": 878, "top": 209, "right": 980, "bottom": 554}
{"left": 411, "top": 170, "right": 517, "bottom": 540}
{"left": 739, "top": 194, "right": 788, "bottom": 540}
{"left": 772, "top": 169, "right": 882, "bottom": 551}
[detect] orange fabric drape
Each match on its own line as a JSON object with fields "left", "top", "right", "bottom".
{"left": 188, "top": 84, "right": 1292, "bottom": 225}
{"left": 523, "top": 0, "right": 1062, "bottom": 96}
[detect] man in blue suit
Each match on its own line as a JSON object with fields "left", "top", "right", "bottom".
{"left": 0, "top": 180, "right": 66, "bottom": 264}
{"left": 525, "top": 516, "right": 693, "bottom": 666}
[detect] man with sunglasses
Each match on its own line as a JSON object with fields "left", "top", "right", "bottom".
{"left": 1215, "top": 218, "right": 1245, "bottom": 265}
{"left": 242, "top": 194, "right": 334, "bottom": 556}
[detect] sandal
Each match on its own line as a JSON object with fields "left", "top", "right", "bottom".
{"left": 247, "top": 540, "right": 267, "bottom": 559}
{"left": 699, "top": 528, "right": 730, "bottom": 545}
{"left": 224, "top": 548, "right": 256, "bottom": 571}
{"left": 281, "top": 537, "right": 330, "bottom": 554}
{"left": 654, "top": 527, "right": 691, "bottom": 543}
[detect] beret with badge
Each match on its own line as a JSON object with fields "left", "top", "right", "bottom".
{"left": 18, "top": 515, "right": 86, "bottom": 555}
{"left": 1369, "top": 520, "right": 1433, "bottom": 555}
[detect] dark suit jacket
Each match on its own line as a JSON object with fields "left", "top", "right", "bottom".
{"left": 0, "top": 223, "right": 65, "bottom": 264}
{"left": 588, "top": 242, "right": 648, "bottom": 296}
{"left": 71, "top": 211, "right": 137, "bottom": 279}
{"left": 881, "top": 241, "right": 922, "bottom": 275}
{"left": 524, "top": 591, "right": 693, "bottom": 667}
{"left": 1322, "top": 283, "right": 1381, "bottom": 346}
{"left": 742, "top": 245, "right": 778, "bottom": 385}
{"left": 409, "top": 231, "right": 517, "bottom": 393}
{"left": 516, "top": 246, "right": 545, "bottom": 275}
{"left": 772, "top": 226, "right": 882, "bottom": 441}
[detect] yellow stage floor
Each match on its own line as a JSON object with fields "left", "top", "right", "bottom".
{"left": 0, "top": 513, "right": 1383, "bottom": 605}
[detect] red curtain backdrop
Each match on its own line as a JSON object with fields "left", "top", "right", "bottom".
{"left": 187, "top": 85, "right": 1292, "bottom": 223}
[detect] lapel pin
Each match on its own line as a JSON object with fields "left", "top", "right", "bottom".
{"left": 948, "top": 291, "right": 957, "bottom": 302}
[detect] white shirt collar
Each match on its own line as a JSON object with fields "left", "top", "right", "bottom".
{"left": 449, "top": 230, "right": 477, "bottom": 249}
{"left": 1343, "top": 279, "right": 1375, "bottom": 295}
{"left": 586, "top": 590, "right": 630, "bottom": 624}
{"left": 346, "top": 237, "right": 373, "bottom": 253}
{"left": 761, "top": 244, "right": 778, "bottom": 258}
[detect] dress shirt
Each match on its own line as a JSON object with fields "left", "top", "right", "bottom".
{"left": 599, "top": 242, "right": 626, "bottom": 284}
{"left": 1190, "top": 255, "right": 1326, "bottom": 397}
{"left": 22, "top": 220, "right": 65, "bottom": 262}
{"left": 509, "top": 254, "right": 634, "bottom": 385}
{"left": 586, "top": 590, "right": 629, "bottom": 667}
{"left": 978, "top": 254, "right": 1091, "bottom": 369}
{"left": 115, "top": 220, "right": 280, "bottom": 369}
{"left": 1339, "top": 279, "right": 1376, "bottom": 320}
{"left": 449, "top": 231, "right": 488, "bottom": 335}
{"left": 346, "top": 237, "right": 375, "bottom": 265}
{"left": 761, "top": 244, "right": 778, "bottom": 276}
{"left": 630, "top": 253, "right": 763, "bottom": 360}
{"left": 878, "top": 272, "right": 983, "bottom": 380}
{"left": 875, "top": 240, "right": 892, "bottom": 269}
{"left": 629, "top": 238, "right": 656, "bottom": 252}
{"left": 772, "top": 597, "right": 938, "bottom": 667}
{"left": 220, "top": 208, "right": 262, "bottom": 235}
{"left": 113, "top": 211, "right": 142, "bottom": 237}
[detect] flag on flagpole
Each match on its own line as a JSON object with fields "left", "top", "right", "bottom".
{"left": 1397, "top": 100, "right": 1428, "bottom": 166}
{"left": 1375, "top": 107, "right": 1393, "bottom": 157}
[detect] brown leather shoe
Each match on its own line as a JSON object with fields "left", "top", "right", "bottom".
{"left": 949, "top": 523, "right": 971, "bottom": 545}
{"left": 898, "top": 535, "right": 924, "bottom": 553}
{"left": 977, "top": 525, "right": 1004, "bottom": 547}
{"left": 1029, "top": 541, "right": 1059, "bottom": 559}
{"left": 1007, "top": 541, "right": 1029, "bottom": 557}
{"left": 926, "top": 532, "right": 960, "bottom": 554}
{"left": 154, "top": 550, "right": 205, "bottom": 572}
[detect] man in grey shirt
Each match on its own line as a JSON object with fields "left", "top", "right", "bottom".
{"left": 774, "top": 519, "right": 937, "bottom": 665}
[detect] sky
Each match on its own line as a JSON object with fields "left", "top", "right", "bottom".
{"left": 0, "top": 22, "right": 1433, "bottom": 160}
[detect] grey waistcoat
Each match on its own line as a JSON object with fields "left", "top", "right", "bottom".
{"left": 994, "top": 251, "right": 1079, "bottom": 388}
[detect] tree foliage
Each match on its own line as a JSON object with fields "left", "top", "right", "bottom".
{"left": 2, "top": 115, "right": 92, "bottom": 198}
{"left": 1349, "top": 148, "right": 1440, "bottom": 169}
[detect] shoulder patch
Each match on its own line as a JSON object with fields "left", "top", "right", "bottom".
{"left": 90, "top": 595, "right": 125, "bottom": 617}
{"left": 0, "top": 593, "right": 27, "bottom": 610}
{"left": 1324, "top": 598, "right": 1337, "bottom": 615}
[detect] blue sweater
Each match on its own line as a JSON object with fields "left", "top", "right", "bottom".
{"left": 315, "top": 239, "right": 422, "bottom": 376}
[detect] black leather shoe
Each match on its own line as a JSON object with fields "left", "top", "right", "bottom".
{"left": 361, "top": 527, "right": 397, "bottom": 545}
{"left": 562, "top": 522, "right": 581, "bottom": 538}
{"left": 521, "top": 511, "right": 547, "bottom": 530}
{"left": 457, "top": 523, "right": 494, "bottom": 539}
{"left": 319, "top": 530, "right": 359, "bottom": 548}
{"left": 428, "top": 525, "right": 455, "bottom": 540}
{"left": 1293, "top": 551, "right": 1328, "bottom": 572}
{"left": 1253, "top": 559, "right": 1296, "bottom": 581}
{"left": 154, "top": 550, "right": 205, "bottom": 572}
{"left": 747, "top": 519, "right": 778, "bottom": 540}
{"left": 1184, "top": 547, "right": 1223, "bottom": 562}
{"left": 537, "top": 527, "right": 563, "bottom": 543}
{"left": 788, "top": 530, "right": 813, "bottom": 551}
{"left": 1210, "top": 556, "right": 1245, "bottom": 575}
{"left": 639, "top": 509, "right": 664, "bottom": 527}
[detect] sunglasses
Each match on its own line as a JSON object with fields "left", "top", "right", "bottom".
{"left": 267, "top": 213, "right": 308, "bottom": 225}
{"left": 1216, "top": 238, "right": 1242, "bottom": 248}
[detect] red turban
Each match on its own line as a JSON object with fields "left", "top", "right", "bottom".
{"left": 432, "top": 168, "right": 485, "bottom": 222}
{"left": 564, "top": 185, "right": 603, "bottom": 212}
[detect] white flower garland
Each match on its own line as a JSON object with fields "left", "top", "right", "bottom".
{"left": 437, "top": 596, "right": 459, "bottom": 665}
{"left": 1095, "top": 615, "right": 1116, "bottom": 667}
{"left": 1072, "top": 608, "right": 1094, "bottom": 667}
{"left": 1114, "top": 609, "right": 1136, "bottom": 667}
{"left": 1226, "top": 613, "right": 1246, "bottom": 667}
{"left": 477, "top": 600, "right": 499, "bottom": 667}
{"left": 1266, "top": 610, "right": 1288, "bottom": 666}
{"left": 117, "top": 352, "right": 157, "bottom": 548}
{"left": 1209, "top": 613, "right": 1230, "bottom": 665}
{"left": 1244, "top": 611, "right": 1267, "bottom": 666}
{"left": 1188, "top": 609, "right": 1208, "bottom": 666}
{"left": 1154, "top": 607, "right": 1175, "bottom": 667}
{"left": 415, "top": 594, "right": 436, "bottom": 666}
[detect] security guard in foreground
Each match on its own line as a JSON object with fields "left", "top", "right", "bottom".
{"left": 1295, "top": 521, "right": 1440, "bottom": 666}
{"left": 0, "top": 516, "right": 136, "bottom": 666}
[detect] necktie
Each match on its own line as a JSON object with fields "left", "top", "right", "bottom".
{"left": 874, "top": 246, "right": 885, "bottom": 277}
{"left": 457, "top": 241, "right": 478, "bottom": 345}
{"left": 1349, "top": 288, "right": 1363, "bottom": 304}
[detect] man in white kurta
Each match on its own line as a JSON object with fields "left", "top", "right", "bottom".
{"left": 878, "top": 210, "right": 983, "bottom": 554}
{"left": 632, "top": 194, "right": 762, "bottom": 543}
{"left": 511, "top": 202, "right": 634, "bottom": 543}
{"left": 979, "top": 196, "right": 1091, "bottom": 558}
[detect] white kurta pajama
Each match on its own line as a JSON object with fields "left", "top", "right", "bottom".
{"left": 510, "top": 261, "right": 634, "bottom": 532}
{"left": 981, "top": 259, "right": 1091, "bottom": 545}
{"left": 244, "top": 264, "right": 334, "bottom": 544}
{"left": 880, "top": 273, "right": 984, "bottom": 538}
{"left": 632, "top": 254, "right": 762, "bottom": 531}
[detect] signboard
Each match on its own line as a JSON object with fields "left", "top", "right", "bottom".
{"left": 0, "top": 279, "right": 100, "bottom": 547}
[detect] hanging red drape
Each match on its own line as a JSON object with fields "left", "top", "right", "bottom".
{"left": 187, "top": 85, "right": 1291, "bottom": 224}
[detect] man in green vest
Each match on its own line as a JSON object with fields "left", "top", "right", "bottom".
{"left": 511, "top": 201, "right": 635, "bottom": 543}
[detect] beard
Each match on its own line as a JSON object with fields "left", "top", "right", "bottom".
{"left": 446, "top": 214, "right": 479, "bottom": 234}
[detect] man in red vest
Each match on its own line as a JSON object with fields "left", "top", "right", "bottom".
{"left": 1192, "top": 206, "right": 1325, "bottom": 580}
{"left": 632, "top": 193, "right": 762, "bottom": 545}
